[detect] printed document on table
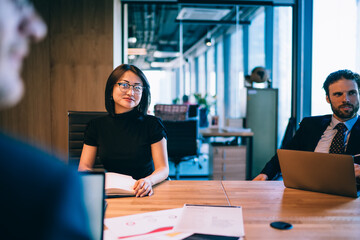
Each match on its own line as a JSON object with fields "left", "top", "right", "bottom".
{"left": 104, "top": 208, "right": 190, "bottom": 239}
{"left": 173, "top": 204, "right": 245, "bottom": 237}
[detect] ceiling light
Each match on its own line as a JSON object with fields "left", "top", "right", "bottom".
{"left": 177, "top": 7, "right": 231, "bottom": 21}
{"left": 150, "top": 62, "right": 173, "bottom": 68}
{"left": 128, "top": 37, "right": 137, "bottom": 44}
{"left": 153, "top": 51, "right": 180, "bottom": 58}
{"left": 205, "top": 38, "right": 212, "bottom": 47}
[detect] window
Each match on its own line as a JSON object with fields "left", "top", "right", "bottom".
{"left": 216, "top": 40, "right": 225, "bottom": 124}
{"left": 312, "top": 0, "right": 360, "bottom": 115}
{"left": 248, "top": 8, "right": 265, "bottom": 73}
{"left": 144, "top": 70, "right": 174, "bottom": 113}
{"left": 229, "top": 27, "right": 245, "bottom": 118}
{"left": 198, "top": 54, "right": 206, "bottom": 95}
{"left": 184, "top": 61, "right": 191, "bottom": 96}
{"left": 273, "top": 6, "right": 293, "bottom": 147}
{"left": 206, "top": 46, "right": 216, "bottom": 97}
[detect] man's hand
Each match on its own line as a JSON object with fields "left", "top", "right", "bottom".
{"left": 354, "top": 163, "right": 360, "bottom": 178}
{"left": 252, "top": 173, "right": 268, "bottom": 181}
{"left": 133, "top": 178, "right": 153, "bottom": 197}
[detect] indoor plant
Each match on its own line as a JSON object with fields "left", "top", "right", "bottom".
{"left": 193, "top": 93, "right": 216, "bottom": 127}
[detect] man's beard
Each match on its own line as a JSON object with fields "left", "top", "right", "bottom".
{"left": 330, "top": 100, "right": 359, "bottom": 121}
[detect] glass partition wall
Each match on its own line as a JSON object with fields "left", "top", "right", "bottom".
{"left": 122, "top": 1, "right": 293, "bottom": 149}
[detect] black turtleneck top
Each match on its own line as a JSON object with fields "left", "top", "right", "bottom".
{"left": 84, "top": 109, "right": 167, "bottom": 179}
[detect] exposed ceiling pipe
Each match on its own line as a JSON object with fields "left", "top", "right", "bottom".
{"left": 143, "top": 4, "right": 149, "bottom": 49}
{"left": 149, "top": 5, "right": 156, "bottom": 47}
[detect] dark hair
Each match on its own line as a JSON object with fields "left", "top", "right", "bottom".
{"left": 323, "top": 69, "right": 360, "bottom": 96}
{"left": 105, "top": 64, "right": 151, "bottom": 116}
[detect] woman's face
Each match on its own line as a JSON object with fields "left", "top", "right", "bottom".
{"left": 112, "top": 70, "right": 143, "bottom": 114}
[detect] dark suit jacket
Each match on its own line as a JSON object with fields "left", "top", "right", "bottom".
{"left": 0, "top": 132, "right": 91, "bottom": 240}
{"left": 261, "top": 115, "right": 360, "bottom": 180}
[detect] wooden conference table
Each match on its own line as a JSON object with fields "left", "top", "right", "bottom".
{"left": 105, "top": 181, "right": 360, "bottom": 239}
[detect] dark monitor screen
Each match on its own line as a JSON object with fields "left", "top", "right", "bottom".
{"left": 79, "top": 171, "right": 105, "bottom": 240}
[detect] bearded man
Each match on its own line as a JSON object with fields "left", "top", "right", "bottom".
{"left": 253, "top": 69, "right": 360, "bottom": 181}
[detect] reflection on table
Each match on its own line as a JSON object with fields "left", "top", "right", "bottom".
{"left": 105, "top": 180, "right": 360, "bottom": 239}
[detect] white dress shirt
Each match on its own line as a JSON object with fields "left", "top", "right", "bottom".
{"left": 314, "top": 115, "right": 359, "bottom": 153}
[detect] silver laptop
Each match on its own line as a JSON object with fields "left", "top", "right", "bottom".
{"left": 278, "top": 149, "right": 360, "bottom": 198}
{"left": 79, "top": 171, "right": 106, "bottom": 240}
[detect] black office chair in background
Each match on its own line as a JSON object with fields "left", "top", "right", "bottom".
{"left": 154, "top": 104, "right": 200, "bottom": 179}
{"left": 188, "top": 104, "right": 200, "bottom": 119}
{"left": 68, "top": 111, "right": 107, "bottom": 168}
{"left": 163, "top": 119, "right": 199, "bottom": 180}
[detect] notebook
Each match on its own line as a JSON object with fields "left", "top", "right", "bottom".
{"left": 277, "top": 149, "right": 360, "bottom": 198}
{"left": 79, "top": 171, "right": 106, "bottom": 240}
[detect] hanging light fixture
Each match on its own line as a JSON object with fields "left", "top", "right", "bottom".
{"left": 128, "top": 27, "right": 137, "bottom": 44}
{"left": 205, "top": 28, "right": 212, "bottom": 47}
{"left": 205, "top": 38, "right": 212, "bottom": 47}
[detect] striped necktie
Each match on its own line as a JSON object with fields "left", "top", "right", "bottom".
{"left": 329, "top": 123, "right": 347, "bottom": 154}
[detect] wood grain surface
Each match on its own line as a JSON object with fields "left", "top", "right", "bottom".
{"left": 105, "top": 180, "right": 229, "bottom": 218}
{"left": 106, "top": 180, "right": 360, "bottom": 239}
{"left": 223, "top": 181, "right": 360, "bottom": 239}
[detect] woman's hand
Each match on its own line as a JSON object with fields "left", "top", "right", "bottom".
{"left": 252, "top": 173, "right": 268, "bottom": 181}
{"left": 132, "top": 137, "right": 169, "bottom": 198}
{"left": 133, "top": 178, "right": 153, "bottom": 197}
{"left": 354, "top": 163, "right": 360, "bottom": 178}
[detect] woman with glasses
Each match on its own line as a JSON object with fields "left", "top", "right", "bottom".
{"left": 78, "top": 64, "right": 169, "bottom": 197}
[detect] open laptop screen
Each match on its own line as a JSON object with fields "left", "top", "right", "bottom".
{"left": 79, "top": 171, "right": 105, "bottom": 240}
{"left": 278, "top": 149, "right": 359, "bottom": 198}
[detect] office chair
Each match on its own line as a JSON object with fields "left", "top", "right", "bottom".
{"left": 163, "top": 119, "right": 199, "bottom": 180}
{"left": 187, "top": 104, "right": 200, "bottom": 119}
{"left": 68, "top": 111, "right": 107, "bottom": 168}
{"left": 281, "top": 117, "right": 297, "bottom": 148}
{"left": 154, "top": 104, "right": 189, "bottom": 121}
{"left": 269, "top": 117, "right": 297, "bottom": 181}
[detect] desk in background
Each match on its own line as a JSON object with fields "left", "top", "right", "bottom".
{"left": 105, "top": 181, "right": 360, "bottom": 239}
{"left": 200, "top": 128, "right": 254, "bottom": 180}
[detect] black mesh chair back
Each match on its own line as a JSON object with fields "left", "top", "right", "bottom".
{"left": 68, "top": 111, "right": 107, "bottom": 168}
{"left": 163, "top": 119, "right": 199, "bottom": 179}
{"left": 281, "top": 117, "right": 297, "bottom": 148}
{"left": 188, "top": 104, "right": 200, "bottom": 119}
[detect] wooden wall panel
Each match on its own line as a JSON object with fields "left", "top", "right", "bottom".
{"left": 50, "top": 0, "right": 113, "bottom": 155}
{"left": 0, "top": 0, "right": 113, "bottom": 160}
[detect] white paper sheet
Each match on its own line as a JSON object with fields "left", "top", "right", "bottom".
{"left": 104, "top": 208, "right": 186, "bottom": 239}
{"left": 173, "top": 204, "right": 245, "bottom": 237}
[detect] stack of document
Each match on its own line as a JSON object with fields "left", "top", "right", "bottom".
{"left": 104, "top": 204, "right": 245, "bottom": 240}
{"left": 174, "top": 204, "right": 245, "bottom": 238}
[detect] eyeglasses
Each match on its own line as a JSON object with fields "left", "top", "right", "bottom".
{"left": 117, "top": 82, "right": 144, "bottom": 94}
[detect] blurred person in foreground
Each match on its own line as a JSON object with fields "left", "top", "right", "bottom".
{"left": 0, "top": 0, "right": 91, "bottom": 239}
